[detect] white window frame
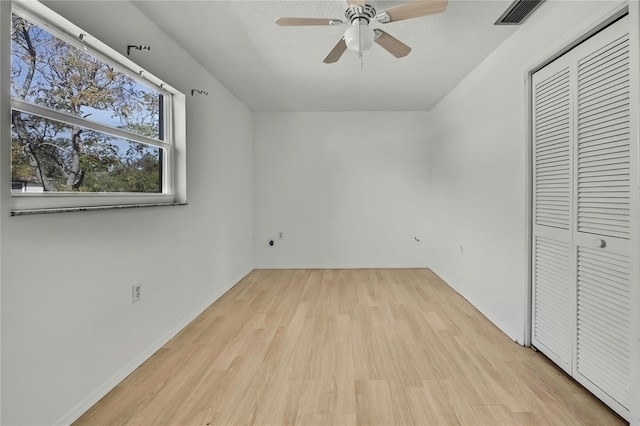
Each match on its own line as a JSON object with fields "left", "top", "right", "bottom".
{"left": 10, "top": 0, "right": 186, "bottom": 215}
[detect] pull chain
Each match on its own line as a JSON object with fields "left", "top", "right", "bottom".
{"left": 358, "top": 22, "right": 363, "bottom": 70}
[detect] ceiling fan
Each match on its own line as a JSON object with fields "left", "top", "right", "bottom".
{"left": 275, "top": 0, "right": 448, "bottom": 64}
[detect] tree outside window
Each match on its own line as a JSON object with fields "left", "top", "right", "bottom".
{"left": 11, "top": 13, "right": 164, "bottom": 193}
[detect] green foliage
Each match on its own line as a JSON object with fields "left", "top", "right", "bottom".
{"left": 11, "top": 14, "right": 162, "bottom": 193}
{"left": 81, "top": 152, "right": 160, "bottom": 193}
{"left": 11, "top": 140, "right": 33, "bottom": 182}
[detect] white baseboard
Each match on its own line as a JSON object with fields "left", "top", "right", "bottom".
{"left": 429, "top": 267, "right": 522, "bottom": 345}
{"left": 253, "top": 264, "right": 430, "bottom": 270}
{"left": 56, "top": 268, "right": 253, "bottom": 426}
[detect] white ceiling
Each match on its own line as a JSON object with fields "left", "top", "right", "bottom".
{"left": 133, "top": 0, "right": 521, "bottom": 111}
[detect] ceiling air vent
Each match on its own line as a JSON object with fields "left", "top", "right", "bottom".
{"left": 495, "top": 0, "right": 545, "bottom": 25}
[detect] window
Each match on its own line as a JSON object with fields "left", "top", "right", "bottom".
{"left": 9, "top": 1, "right": 186, "bottom": 214}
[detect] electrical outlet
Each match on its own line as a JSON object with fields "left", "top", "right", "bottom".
{"left": 460, "top": 245, "right": 464, "bottom": 255}
{"left": 279, "top": 232, "right": 284, "bottom": 240}
{"left": 132, "top": 284, "right": 142, "bottom": 303}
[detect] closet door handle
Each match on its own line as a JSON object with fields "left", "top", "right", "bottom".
{"left": 594, "top": 238, "right": 606, "bottom": 248}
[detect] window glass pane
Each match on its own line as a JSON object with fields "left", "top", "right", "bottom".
{"left": 11, "top": 13, "right": 162, "bottom": 140}
{"left": 12, "top": 110, "right": 162, "bottom": 193}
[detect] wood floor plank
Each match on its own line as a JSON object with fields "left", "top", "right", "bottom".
{"left": 354, "top": 380, "right": 395, "bottom": 425}
{"left": 74, "top": 269, "right": 626, "bottom": 426}
{"left": 406, "top": 381, "right": 460, "bottom": 425}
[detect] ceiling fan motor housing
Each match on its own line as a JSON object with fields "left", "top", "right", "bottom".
{"left": 345, "top": 4, "right": 376, "bottom": 23}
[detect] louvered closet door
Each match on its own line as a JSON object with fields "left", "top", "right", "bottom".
{"left": 531, "top": 60, "right": 574, "bottom": 373}
{"left": 532, "top": 14, "right": 638, "bottom": 421}
{"left": 572, "top": 16, "right": 632, "bottom": 416}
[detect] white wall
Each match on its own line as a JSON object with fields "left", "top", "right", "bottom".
{"left": 0, "top": 1, "right": 254, "bottom": 424}
{"left": 254, "top": 112, "right": 431, "bottom": 268}
{"left": 425, "top": 0, "right": 622, "bottom": 343}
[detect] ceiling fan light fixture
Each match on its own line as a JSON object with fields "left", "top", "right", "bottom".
{"left": 275, "top": 0, "right": 450, "bottom": 63}
{"left": 344, "top": 21, "right": 375, "bottom": 54}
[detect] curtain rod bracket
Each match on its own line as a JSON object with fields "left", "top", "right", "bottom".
{"left": 127, "top": 45, "right": 151, "bottom": 56}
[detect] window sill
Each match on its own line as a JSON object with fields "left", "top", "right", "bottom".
{"left": 11, "top": 202, "right": 188, "bottom": 216}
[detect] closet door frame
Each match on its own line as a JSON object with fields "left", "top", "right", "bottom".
{"left": 524, "top": 2, "right": 639, "bottom": 424}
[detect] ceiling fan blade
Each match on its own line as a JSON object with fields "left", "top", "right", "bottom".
{"left": 323, "top": 37, "right": 348, "bottom": 64}
{"left": 378, "top": 0, "right": 447, "bottom": 23}
{"left": 374, "top": 29, "right": 411, "bottom": 58}
{"left": 275, "top": 17, "right": 344, "bottom": 26}
{"left": 346, "top": 0, "right": 366, "bottom": 6}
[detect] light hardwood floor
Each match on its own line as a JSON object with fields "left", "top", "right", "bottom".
{"left": 75, "top": 269, "right": 625, "bottom": 425}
